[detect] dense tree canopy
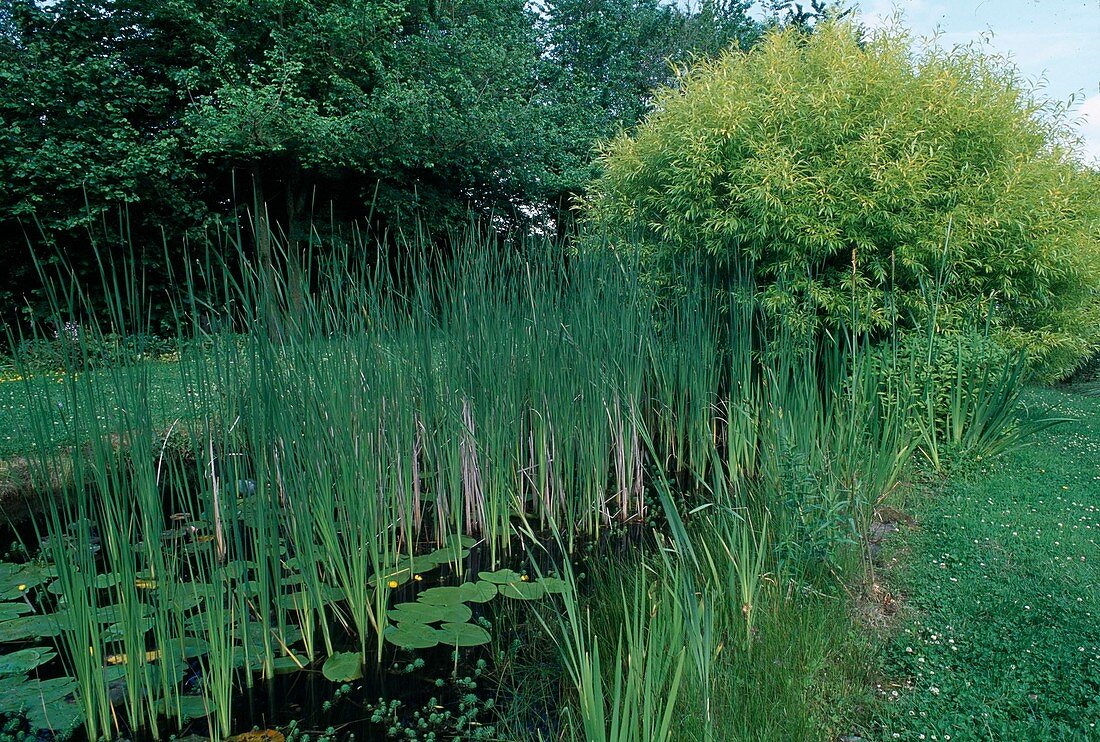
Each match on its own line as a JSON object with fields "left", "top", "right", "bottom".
{"left": 0, "top": 1, "right": 769, "bottom": 234}
{"left": 0, "top": 0, "right": 844, "bottom": 328}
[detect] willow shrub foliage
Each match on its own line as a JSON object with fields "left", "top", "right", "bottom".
{"left": 585, "top": 20, "right": 1100, "bottom": 379}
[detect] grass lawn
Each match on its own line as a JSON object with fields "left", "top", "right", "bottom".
{"left": 0, "top": 359, "right": 215, "bottom": 523}
{"left": 0, "top": 359, "right": 212, "bottom": 460}
{"left": 876, "top": 385, "right": 1100, "bottom": 740}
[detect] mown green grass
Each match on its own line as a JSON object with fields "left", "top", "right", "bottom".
{"left": 875, "top": 386, "right": 1100, "bottom": 740}
{"left": 0, "top": 359, "right": 203, "bottom": 459}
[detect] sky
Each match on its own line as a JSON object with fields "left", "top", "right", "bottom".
{"left": 855, "top": 0, "right": 1100, "bottom": 165}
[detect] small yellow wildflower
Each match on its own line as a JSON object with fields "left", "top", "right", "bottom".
{"left": 17, "top": 583, "right": 27, "bottom": 592}
{"left": 413, "top": 574, "right": 424, "bottom": 582}
{"left": 387, "top": 579, "right": 399, "bottom": 589}
{"left": 520, "top": 574, "right": 530, "bottom": 582}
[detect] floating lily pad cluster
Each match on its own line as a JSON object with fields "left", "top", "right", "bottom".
{"left": 370, "top": 538, "right": 475, "bottom": 589}
{"left": 383, "top": 569, "right": 566, "bottom": 650}
{"left": 0, "top": 674, "right": 85, "bottom": 735}
{"left": 0, "top": 562, "right": 57, "bottom": 601}
{"left": 0, "top": 538, "right": 564, "bottom": 735}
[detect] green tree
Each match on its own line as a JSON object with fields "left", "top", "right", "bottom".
{"left": 0, "top": 0, "right": 213, "bottom": 329}
{"left": 183, "top": 0, "right": 558, "bottom": 236}
{"left": 533, "top": 0, "right": 762, "bottom": 237}
{"left": 0, "top": 0, "right": 557, "bottom": 328}
{"left": 586, "top": 21, "right": 1100, "bottom": 379}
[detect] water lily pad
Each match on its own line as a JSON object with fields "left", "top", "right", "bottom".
{"left": 436, "top": 622, "right": 491, "bottom": 647}
{"left": 217, "top": 561, "right": 251, "bottom": 581}
{"left": 169, "top": 695, "right": 212, "bottom": 723}
{"left": 180, "top": 636, "right": 210, "bottom": 659}
{"left": 239, "top": 622, "right": 302, "bottom": 651}
{"left": 369, "top": 565, "right": 414, "bottom": 587}
{"left": 477, "top": 569, "right": 522, "bottom": 585}
{"left": 184, "top": 611, "right": 226, "bottom": 635}
{"left": 0, "top": 647, "right": 57, "bottom": 676}
{"left": 272, "top": 654, "right": 310, "bottom": 674}
{"left": 94, "top": 602, "right": 155, "bottom": 625}
{"left": 280, "top": 573, "right": 305, "bottom": 587}
{"left": 322, "top": 652, "right": 362, "bottom": 682}
{"left": 277, "top": 590, "right": 313, "bottom": 610}
{"left": 0, "top": 563, "right": 57, "bottom": 600}
{"left": 0, "top": 614, "right": 63, "bottom": 642}
{"left": 167, "top": 587, "right": 205, "bottom": 613}
{"left": 385, "top": 622, "right": 442, "bottom": 649}
{"left": 94, "top": 573, "right": 120, "bottom": 589}
{"left": 7, "top": 675, "right": 77, "bottom": 706}
{"left": 0, "top": 602, "right": 33, "bottom": 622}
{"left": 457, "top": 581, "right": 498, "bottom": 603}
{"left": 416, "top": 586, "right": 466, "bottom": 606}
{"left": 423, "top": 545, "right": 470, "bottom": 566}
{"left": 388, "top": 602, "right": 472, "bottom": 625}
{"left": 182, "top": 540, "right": 214, "bottom": 556}
{"left": 538, "top": 577, "right": 568, "bottom": 595}
{"left": 103, "top": 617, "right": 155, "bottom": 640}
{"left": 498, "top": 581, "right": 546, "bottom": 600}
{"left": 320, "top": 585, "right": 346, "bottom": 603}
{"left": 21, "top": 681, "right": 82, "bottom": 735}
{"left": 8, "top": 676, "right": 83, "bottom": 733}
{"left": 228, "top": 645, "right": 265, "bottom": 670}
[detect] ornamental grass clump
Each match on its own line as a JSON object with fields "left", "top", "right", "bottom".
{"left": 586, "top": 19, "right": 1100, "bottom": 380}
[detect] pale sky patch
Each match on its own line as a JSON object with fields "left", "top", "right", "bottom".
{"left": 854, "top": 0, "right": 1100, "bottom": 166}
{"left": 1078, "top": 94, "right": 1100, "bottom": 163}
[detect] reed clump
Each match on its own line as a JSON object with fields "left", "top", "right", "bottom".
{"left": 0, "top": 223, "right": 1044, "bottom": 741}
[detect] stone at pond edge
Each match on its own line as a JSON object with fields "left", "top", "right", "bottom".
{"left": 228, "top": 731, "right": 286, "bottom": 742}
{"left": 322, "top": 652, "right": 362, "bottom": 682}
